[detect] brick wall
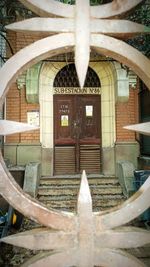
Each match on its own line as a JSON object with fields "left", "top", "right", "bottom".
{"left": 7, "top": 30, "right": 46, "bottom": 56}
{"left": 116, "top": 86, "right": 139, "bottom": 142}
{"left": 5, "top": 31, "right": 42, "bottom": 144}
{"left": 5, "top": 31, "right": 139, "bottom": 145}
{"left": 6, "top": 82, "right": 20, "bottom": 143}
{"left": 6, "top": 84, "right": 40, "bottom": 143}
{"left": 6, "top": 31, "right": 16, "bottom": 58}
{"left": 16, "top": 32, "right": 46, "bottom": 52}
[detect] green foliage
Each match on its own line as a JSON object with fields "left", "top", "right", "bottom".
{"left": 58, "top": 0, "right": 150, "bottom": 56}
{"left": 0, "top": 0, "right": 149, "bottom": 56}
{"left": 126, "top": 0, "right": 150, "bottom": 57}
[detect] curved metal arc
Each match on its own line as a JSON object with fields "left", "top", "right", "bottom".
{"left": 19, "top": 0, "right": 143, "bottom": 19}
{"left": 95, "top": 176, "right": 150, "bottom": 230}
{"left": 0, "top": 32, "right": 150, "bottom": 232}
{"left": 95, "top": 227, "right": 150, "bottom": 248}
{"left": 0, "top": 33, "right": 74, "bottom": 107}
{"left": 91, "top": 0, "right": 143, "bottom": 19}
{"left": 6, "top": 18, "right": 150, "bottom": 39}
{"left": 94, "top": 248, "right": 146, "bottom": 267}
{"left": 0, "top": 156, "right": 76, "bottom": 231}
{"left": 21, "top": 249, "right": 77, "bottom": 267}
{"left": 5, "top": 18, "right": 74, "bottom": 33}
{"left": 0, "top": 119, "right": 39, "bottom": 135}
{"left": 124, "top": 122, "right": 150, "bottom": 136}
{"left": 1, "top": 228, "right": 76, "bottom": 250}
{"left": 19, "top": 0, "right": 74, "bottom": 18}
{"left": 91, "top": 34, "right": 150, "bottom": 90}
{"left": 91, "top": 20, "right": 150, "bottom": 38}
{"left": 0, "top": 33, "right": 149, "bottom": 107}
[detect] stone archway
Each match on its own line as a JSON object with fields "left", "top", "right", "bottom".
{"left": 39, "top": 60, "right": 128, "bottom": 175}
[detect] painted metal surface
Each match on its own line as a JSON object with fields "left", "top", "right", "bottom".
{"left": 0, "top": 0, "right": 150, "bottom": 266}
{"left": 0, "top": 120, "right": 39, "bottom": 135}
{"left": 2, "top": 171, "right": 150, "bottom": 266}
{"left": 0, "top": 33, "right": 150, "bottom": 107}
{"left": 124, "top": 122, "right": 150, "bottom": 136}
{"left": 6, "top": 18, "right": 149, "bottom": 38}
{"left": 5, "top": 0, "right": 149, "bottom": 88}
{"left": 19, "top": 0, "right": 143, "bottom": 19}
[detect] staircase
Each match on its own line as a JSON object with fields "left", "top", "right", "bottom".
{"left": 37, "top": 175, "right": 126, "bottom": 212}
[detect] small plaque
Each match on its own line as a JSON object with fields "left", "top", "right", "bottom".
{"left": 27, "top": 111, "right": 39, "bottom": 126}
{"left": 86, "top": 105, "right": 93, "bottom": 117}
{"left": 61, "top": 115, "right": 69, "bottom": 126}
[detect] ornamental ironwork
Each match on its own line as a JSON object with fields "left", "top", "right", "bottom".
{"left": 0, "top": 0, "right": 150, "bottom": 266}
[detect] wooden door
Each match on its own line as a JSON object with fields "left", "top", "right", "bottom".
{"left": 54, "top": 95, "right": 101, "bottom": 174}
{"left": 54, "top": 95, "right": 75, "bottom": 145}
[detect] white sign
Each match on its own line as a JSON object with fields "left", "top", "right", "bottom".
{"left": 27, "top": 111, "right": 40, "bottom": 126}
{"left": 86, "top": 105, "right": 93, "bottom": 117}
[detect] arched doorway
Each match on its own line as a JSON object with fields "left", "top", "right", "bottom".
{"left": 39, "top": 60, "right": 116, "bottom": 176}
{"left": 53, "top": 63, "right": 101, "bottom": 174}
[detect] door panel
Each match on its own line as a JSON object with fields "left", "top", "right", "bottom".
{"left": 54, "top": 95, "right": 75, "bottom": 145}
{"left": 54, "top": 95, "right": 101, "bottom": 174}
{"left": 78, "top": 96, "right": 100, "bottom": 144}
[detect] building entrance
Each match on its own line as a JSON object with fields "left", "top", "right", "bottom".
{"left": 54, "top": 94, "right": 101, "bottom": 174}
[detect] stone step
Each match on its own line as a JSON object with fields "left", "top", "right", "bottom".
{"left": 38, "top": 193, "right": 124, "bottom": 202}
{"left": 39, "top": 176, "right": 119, "bottom": 186}
{"left": 38, "top": 175, "right": 125, "bottom": 212}
{"left": 38, "top": 185, "right": 123, "bottom": 196}
{"left": 38, "top": 197, "right": 125, "bottom": 212}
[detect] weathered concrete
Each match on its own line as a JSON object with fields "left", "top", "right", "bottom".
{"left": 23, "top": 162, "right": 41, "bottom": 197}
{"left": 4, "top": 144, "right": 41, "bottom": 167}
{"left": 115, "top": 142, "right": 139, "bottom": 169}
{"left": 4, "top": 144, "right": 53, "bottom": 176}
{"left": 17, "top": 144, "right": 41, "bottom": 166}
{"left": 41, "top": 147, "right": 53, "bottom": 176}
{"left": 116, "top": 160, "right": 135, "bottom": 198}
{"left": 102, "top": 147, "right": 115, "bottom": 175}
{"left": 114, "top": 62, "right": 129, "bottom": 102}
{"left": 4, "top": 144, "right": 18, "bottom": 166}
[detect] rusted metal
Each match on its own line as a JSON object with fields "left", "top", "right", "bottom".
{"left": 124, "top": 122, "right": 150, "bottom": 136}
{"left": 0, "top": 119, "right": 39, "bottom": 135}
{"left": 0, "top": 33, "right": 149, "bottom": 107}
{"left": 75, "top": 0, "right": 90, "bottom": 88}
{"left": 91, "top": 34, "right": 150, "bottom": 90}
{"left": 91, "top": 0, "right": 143, "bottom": 19}
{"left": 6, "top": 18, "right": 150, "bottom": 40}
{"left": 0, "top": 155, "right": 76, "bottom": 231}
{"left": 0, "top": 0, "right": 150, "bottom": 266}
{"left": 77, "top": 171, "right": 94, "bottom": 266}
{"left": 0, "top": 31, "right": 149, "bottom": 107}
{"left": 5, "top": 0, "right": 149, "bottom": 88}
{"left": 2, "top": 171, "right": 150, "bottom": 266}
{"left": 19, "top": 0, "right": 74, "bottom": 18}
{"left": 95, "top": 176, "right": 150, "bottom": 230}
{"left": 19, "top": 0, "right": 143, "bottom": 19}
{"left": 1, "top": 228, "right": 76, "bottom": 250}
